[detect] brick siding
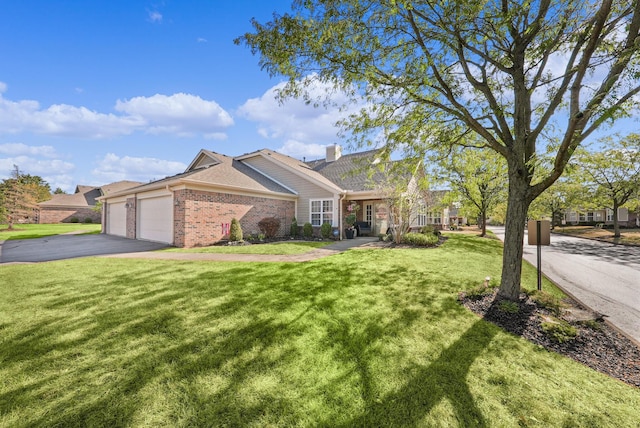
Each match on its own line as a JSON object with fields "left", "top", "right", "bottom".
{"left": 173, "top": 189, "right": 295, "bottom": 247}
{"left": 126, "top": 198, "right": 137, "bottom": 239}
{"left": 38, "top": 207, "right": 102, "bottom": 224}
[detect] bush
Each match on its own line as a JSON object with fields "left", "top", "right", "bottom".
{"left": 290, "top": 217, "right": 299, "bottom": 237}
{"left": 402, "top": 232, "right": 439, "bottom": 246}
{"left": 258, "top": 217, "right": 281, "bottom": 238}
{"left": 83, "top": 217, "right": 93, "bottom": 224}
{"left": 229, "top": 218, "right": 243, "bottom": 242}
{"left": 69, "top": 217, "right": 79, "bottom": 223}
{"left": 529, "top": 290, "right": 565, "bottom": 316}
{"left": 303, "top": 222, "right": 313, "bottom": 239}
{"left": 420, "top": 225, "right": 440, "bottom": 236}
{"left": 320, "top": 222, "right": 332, "bottom": 239}
{"left": 541, "top": 318, "right": 578, "bottom": 343}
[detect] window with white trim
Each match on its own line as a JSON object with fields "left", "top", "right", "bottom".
{"left": 310, "top": 199, "right": 333, "bottom": 226}
{"left": 365, "top": 204, "right": 373, "bottom": 224}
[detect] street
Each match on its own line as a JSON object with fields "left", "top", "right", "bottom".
{"left": 489, "top": 226, "right": 640, "bottom": 344}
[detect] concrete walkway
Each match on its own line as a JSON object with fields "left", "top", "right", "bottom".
{"left": 102, "top": 237, "right": 381, "bottom": 262}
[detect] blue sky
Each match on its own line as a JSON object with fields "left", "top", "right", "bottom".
{"left": 0, "top": 0, "right": 350, "bottom": 192}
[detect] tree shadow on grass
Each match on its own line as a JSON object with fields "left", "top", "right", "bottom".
{"left": 335, "top": 319, "right": 498, "bottom": 427}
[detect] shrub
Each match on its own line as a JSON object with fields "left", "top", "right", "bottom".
{"left": 529, "top": 290, "right": 565, "bottom": 316}
{"left": 83, "top": 217, "right": 93, "bottom": 224}
{"left": 303, "top": 222, "right": 313, "bottom": 239}
{"left": 402, "top": 232, "right": 439, "bottom": 246}
{"left": 290, "top": 217, "right": 299, "bottom": 237}
{"left": 541, "top": 318, "right": 578, "bottom": 343}
{"left": 258, "top": 217, "right": 281, "bottom": 238}
{"left": 320, "top": 222, "right": 332, "bottom": 239}
{"left": 498, "top": 300, "right": 519, "bottom": 314}
{"left": 69, "top": 217, "right": 79, "bottom": 223}
{"left": 420, "top": 225, "right": 440, "bottom": 236}
{"left": 229, "top": 218, "right": 243, "bottom": 242}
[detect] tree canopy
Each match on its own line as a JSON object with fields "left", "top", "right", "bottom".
{"left": 239, "top": 0, "right": 640, "bottom": 300}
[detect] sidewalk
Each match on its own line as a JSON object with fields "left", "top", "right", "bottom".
{"left": 102, "top": 237, "right": 380, "bottom": 262}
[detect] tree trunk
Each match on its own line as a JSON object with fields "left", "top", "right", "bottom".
{"left": 498, "top": 171, "right": 531, "bottom": 301}
{"left": 480, "top": 210, "right": 487, "bottom": 237}
{"left": 613, "top": 201, "right": 620, "bottom": 238}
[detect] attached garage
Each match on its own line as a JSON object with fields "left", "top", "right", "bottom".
{"left": 137, "top": 195, "right": 174, "bottom": 244}
{"left": 106, "top": 201, "right": 127, "bottom": 237}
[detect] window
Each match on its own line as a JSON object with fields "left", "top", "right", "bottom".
{"left": 416, "top": 205, "right": 427, "bottom": 227}
{"left": 587, "top": 212, "right": 594, "bottom": 222}
{"left": 606, "top": 209, "right": 613, "bottom": 222}
{"left": 311, "top": 199, "right": 333, "bottom": 226}
{"left": 579, "top": 213, "right": 586, "bottom": 222}
{"left": 365, "top": 204, "right": 373, "bottom": 224}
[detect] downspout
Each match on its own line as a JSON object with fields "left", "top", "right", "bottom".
{"left": 339, "top": 192, "right": 347, "bottom": 240}
{"left": 166, "top": 184, "right": 175, "bottom": 246}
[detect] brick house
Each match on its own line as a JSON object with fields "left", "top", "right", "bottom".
{"left": 100, "top": 146, "right": 449, "bottom": 247}
{"left": 38, "top": 181, "right": 142, "bottom": 224}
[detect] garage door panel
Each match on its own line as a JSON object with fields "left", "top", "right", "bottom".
{"left": 107, "top": 202, "right": 126, "bottom": 237}
{"left": 138, "top": 196, "right": 173, "bottom": 244}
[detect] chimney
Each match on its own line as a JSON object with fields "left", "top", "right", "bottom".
{"left": 326, "top": 144, "right": 342, "bottom": 162}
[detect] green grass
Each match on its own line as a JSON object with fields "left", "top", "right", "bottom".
{"left": 1, "top": 234, "right": 638, "bottom": 427}
{"left": 0, "top": 223, "right": 102, "bottom": 240}
{"left": 163, "top": 240, "right": 332, "bottom": 255}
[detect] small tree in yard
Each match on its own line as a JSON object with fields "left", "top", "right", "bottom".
{"left": 258, "top": 217, "right": 281, "bottom": 238}
{"left": 290, "top": 217, "right": 299, "bottom": 238}
{"left": 575, "top": 134, "right": 640, "bottom": 238}
{"left": 239, "top": 1, "right": 640, "bottom": 301}
{"left": 229, "top": 218, "right": 243, "bottom": 242}
{"left": 302, "top": 222, "right": 313, "bottom": 239}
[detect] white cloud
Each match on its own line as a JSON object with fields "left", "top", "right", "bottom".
{"left": 0, "top": 147, "right": 75, "bottom": 192}
{"left": 276, "top": 140, "right": 329, "bottom": 160}
{"left": 197, "top": 37, "right": 207, "bottom": 43}
{"left": 148, "top": 11, "right": 162, "bottom": 23}
{"left": 0, "top": 88, "right": 234, "bottom": 139}
{"left": 92, "top": 153, "right": 187, "bottom": 183}
{"left": 237, "top": 77, "right": 361, "bottom": 144}
{"left": 115, "top": 93, "right": 234, "bottom": 136}
{"left": 0, "top": 143, "right": 58, "bottom": 158}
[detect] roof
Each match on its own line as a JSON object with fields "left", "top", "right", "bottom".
{"left": 103, "top": 151, "right": 295, "bottom": 199}
{"left": 306, "top": 149, "right": 385, "bottom": 191}
{"left": 39, "top": 180, "right": 142, "bottom": 208}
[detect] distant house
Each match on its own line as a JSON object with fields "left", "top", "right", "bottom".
{"left": 100, "top": 146, "right": 451, "bottom": 247}
{"left": 38, "top": 181, "right": 142, "bottom": 224}
{"left": 563, "top": 207, "right": 638, "bottom": 227}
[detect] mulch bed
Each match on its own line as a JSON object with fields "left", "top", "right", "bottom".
{"left": 459, "top": 290, "right": 640, "bottom": 388}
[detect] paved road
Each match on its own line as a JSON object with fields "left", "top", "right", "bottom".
{"left": 0, "top": 234, "right": 168, "bottom": 263}
{"left": 490, "top": 226, "right": 640, "bottom": 344}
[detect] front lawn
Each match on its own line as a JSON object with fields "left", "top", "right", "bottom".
{"left": 1, "top": 234, "right": 638, "bottom": 427}
{"left": 163, "top": 240, "right": 332, "bottom": 255}
{"left": 0, "top": 223, "right": 102, "bottom": 240}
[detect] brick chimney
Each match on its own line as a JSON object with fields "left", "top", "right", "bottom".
{"left": 326, "top": 144, "right": 342, "bottom": 162}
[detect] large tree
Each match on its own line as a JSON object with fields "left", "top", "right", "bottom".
{"left": 437, "top": 147, "right": 507, "bottom": 237}
{"left": 239, "top": 1, "right": 640, "bottom": 300}
{"left": 575, "top": 134, "right": 640, "bottom": 237}
{"left": 0, "top": 166, "right": 51, "bottom": 228}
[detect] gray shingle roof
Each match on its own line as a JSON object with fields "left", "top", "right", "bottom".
{"left": 306, "top": 150, "right": 384, "bottom": 191}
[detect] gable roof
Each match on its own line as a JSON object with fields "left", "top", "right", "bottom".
{"left": 306, "top": 149, "right": 383, "bottom": 192}
{"left": 39, "top": 181, "right": 143, "bottom": 208}
{"left": 102, "top": 151, "right": 296, "bottom": 199}
{"left": 237, "top": 149, "right": 344, "bottom": 193}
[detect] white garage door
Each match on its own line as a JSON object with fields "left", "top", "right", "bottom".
{"left": 138, "top": 196, "right": 173, "bottom": 244}
{"left": 107, "top": 202, "right": 127, "bottom": 237}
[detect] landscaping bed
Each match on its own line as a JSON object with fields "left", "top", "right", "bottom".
{"left": 460, "top": 290, "right": 640, "bottom": 388}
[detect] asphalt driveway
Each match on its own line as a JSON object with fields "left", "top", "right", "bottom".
{"left": 0, "top": 234, "right": 168, "bottom": 264}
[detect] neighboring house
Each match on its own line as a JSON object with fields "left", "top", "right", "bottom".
{"left": 562, "top": 207, "right": 636, "bottom": 227}
{"left": 100, "top": 146, "right": 451, "bottom": 247}
{"left": 38, "top": 181, "right": 142, "bottom": 224}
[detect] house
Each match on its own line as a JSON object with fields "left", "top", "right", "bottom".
{"left": 100, "top": 146, "right": 450, "bottom": 247}
{"left": 563, "top": 207, "right": 637, "bottom": 227}
{"left": 38, "top": 181, "right": 142, "bottom": 224}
